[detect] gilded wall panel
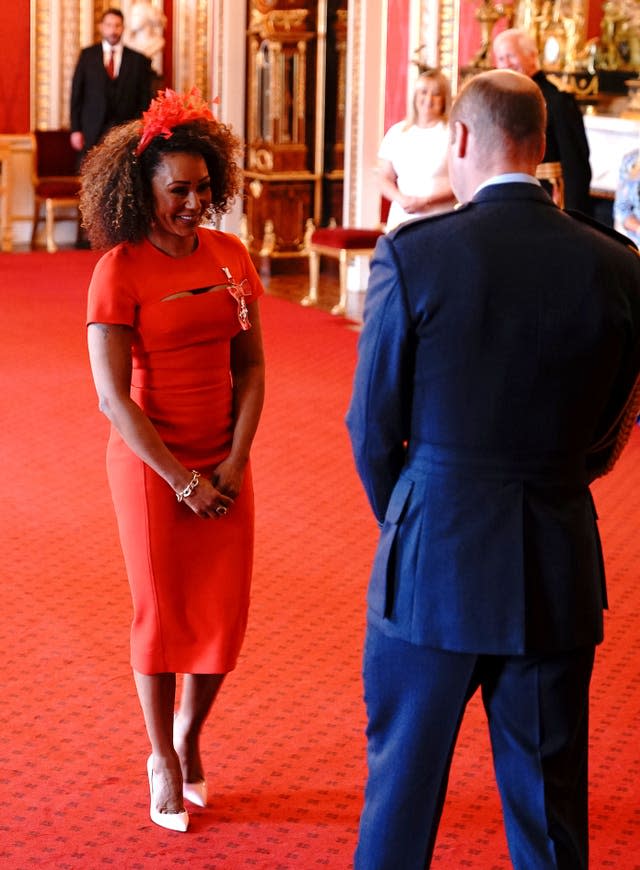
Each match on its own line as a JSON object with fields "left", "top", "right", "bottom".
{"left": 173, "top": 0, "right": 213, "bottom": 99}
{"left": 31, "top": 0, "right": 166, "bottom": 130}
{"left": 346, "top": 0, "right": 362, "bottom": 226}
{"left": 416, "top": 0, "right": 458, "bottom": 91}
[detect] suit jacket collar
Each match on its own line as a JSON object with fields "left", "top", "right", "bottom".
{"left": 471, "top": 182, "right": 555, "bottom": 207}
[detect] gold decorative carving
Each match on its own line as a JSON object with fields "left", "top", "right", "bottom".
{"left": 249, "top": 178, "right": 264, "bottom": 198}
{"left": 239, "top": 214, "right": 252, "bottom": 248}
{"left": 438, "top": 0, "right": 459, "bottom": 89}
{"left": 250, "top": 9, "right": 310, "bottom": 35}
{"left": 31, "top": 0, "right": 50, "bottom": 128}
{"left": 259, "top": 219, "right": 276, "bottom": 256}
{"left": 251, "top": 149, "right": 274, "bottom": 172}
{"left": 470, "top": 1, "right": 510, "bottom": 68}
{"left": 297, "top": 40, "right": 307, "bottom": 139}
{"left": 173, "top": 0, "right": 212, "bottom": 99}
{"left": 273, "top": 44, "right": 283, "bottom": 131}
{"left": 254, "top": 0, "right": 303, "bottom": 13}
{"left": 346, "top": 0, "right": 362, "bottom": 227}
{"left": 335, "top": 10, "right": 347, "bottom": 138}
{"left": 31, "top": 0, "right": 84, "bottom": 129}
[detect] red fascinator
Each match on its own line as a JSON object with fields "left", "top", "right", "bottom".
{"left": 134, "top": 87, "right": 220, "bottom": 156}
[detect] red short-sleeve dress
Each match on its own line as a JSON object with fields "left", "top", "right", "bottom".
{"left": 87, "top": 228, "right": 264, "bottom": 675}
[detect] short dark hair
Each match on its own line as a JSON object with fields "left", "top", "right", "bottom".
{"left": 101, "top": 8, "right": 124, "bottom": 23}
{"left": 450, "top": 70, "right": 546, "bottom": 166}
{"left": 80, "top": 117, "right": 241, "bottom": 250}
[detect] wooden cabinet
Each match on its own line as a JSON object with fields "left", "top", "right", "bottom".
{"left": 243, "top": 0, "right": 347, "bottom": 268}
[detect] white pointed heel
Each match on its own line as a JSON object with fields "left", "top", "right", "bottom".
{"left": 183, "top": 779, "right": 208, "bottom": 808}
{"left": 173, "top": 713, "right": 208, "bottom": 808}
{"left": 147, "top": 755, "right": 189, "bottom": 832}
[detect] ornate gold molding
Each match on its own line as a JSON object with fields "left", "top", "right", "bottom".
{"left": 416, "top": 0, "right": 459, "bottom": 92}
{"left": 249, "top": 8, "right": 309, "bottom": 35}
{"left": 346, "top": 0, "right": 362, "bottom": 227}
{"left": 30, "top": 1, "right": 166, "bottom": 130}
{"left": 31, "top": 0, "right": 87, "bottom": 130}
{"left": 173, "top": 0, "right": 212, "bottom": 99}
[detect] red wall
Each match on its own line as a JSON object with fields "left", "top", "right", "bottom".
{"left": 384, "top": 0, "right": 412, "bottom": 131}
{"left": 459, "top": 1, "right": 483, "bottom": 68}
{"left": 586, "top": 1, "right": 600, "bottom": 40}
{"left": 0, "top": 0, "right": 30, "bottom": 132}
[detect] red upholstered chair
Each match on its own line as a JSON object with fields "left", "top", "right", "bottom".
{"left": 30, "top": 130, "right": 81, "bottom": 253}
{"left": 302, "top": 224, "right": 384, "bottom": 315}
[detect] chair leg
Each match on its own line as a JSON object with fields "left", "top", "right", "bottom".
{"left": 301, "top": 249, "right": 320, "bottom": 307}
{"left": 331, "top": 249, "right": 348, "bottom": 316}
{"left": 45, "top": 199, "right": 57, "bottom": 253}
{"left": 31, "top": 199, "right": 41, "bottom": 249}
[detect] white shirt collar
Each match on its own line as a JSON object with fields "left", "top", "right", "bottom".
{"left": 102, "top": 40, "right": 122, "bottom": 55}
{"left": 474, "top": 173, "right": 541, "bottom": 196}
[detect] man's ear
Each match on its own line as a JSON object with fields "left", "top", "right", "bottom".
{"left": 451, "top": 120, "right": 469, "bottom": 159}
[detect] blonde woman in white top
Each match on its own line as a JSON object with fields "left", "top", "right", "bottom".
{"left": 377, "top": 69, "right": 456, "bottom": 232}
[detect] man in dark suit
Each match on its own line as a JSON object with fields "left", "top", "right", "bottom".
{"left": 70, "top": 7, "right": 152, "bottom": 157}
{"left": 346, "top": 69, "right": 640, "bottom": 869}
{"left": 493, "top": 27, "right": 592, "bottom": 213}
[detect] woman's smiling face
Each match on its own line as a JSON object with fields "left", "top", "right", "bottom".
{"left": 148, "top": 152, "right": 212, "bottom": 255}
{"left": 414, "top": 80, "right": 445, "bottom": 125}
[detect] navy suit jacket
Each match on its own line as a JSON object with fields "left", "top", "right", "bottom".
{"left": 71, "top": 44, "right": 152, "bottom": 150}
{"left": 533, "top": 71, "right": 592, "bottom": 213}
{"left": 346, "top": 183, "right": 640, "bottom": 656}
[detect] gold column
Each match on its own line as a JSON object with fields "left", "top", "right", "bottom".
{"left": 173, "top": 0, "right": 212, "bottom": 99}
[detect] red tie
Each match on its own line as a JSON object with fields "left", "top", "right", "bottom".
{"left": 106, "top": 49, "right": 115, "bottom": 79}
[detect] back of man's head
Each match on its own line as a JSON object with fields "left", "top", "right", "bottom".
{"left": 453, "top": 70, "right": 545, "bottom": 165}
{"left": 448, "top": 70, "right": 546, "bottom": 201}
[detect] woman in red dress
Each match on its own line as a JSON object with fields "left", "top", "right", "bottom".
{"left": 83, "top": 90, "right": 265, "bottom": 832}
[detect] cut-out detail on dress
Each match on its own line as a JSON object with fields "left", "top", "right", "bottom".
{"left": 161, "top": 284, "right": 228, "bottom": 302}
{"left": 159, "top": 268, "right": 253, "bottom": 332}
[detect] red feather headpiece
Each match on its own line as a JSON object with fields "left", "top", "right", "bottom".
{"left": 134, "top": 87, "right": 219, "bottom": 157}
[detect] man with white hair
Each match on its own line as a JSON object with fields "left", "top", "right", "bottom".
{"left": 493, "top": 27, "right": 592, "bottom": 213}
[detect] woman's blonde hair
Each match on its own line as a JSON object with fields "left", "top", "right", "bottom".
{"left": 404, "top": 69, "right": 451, "bottom": 130}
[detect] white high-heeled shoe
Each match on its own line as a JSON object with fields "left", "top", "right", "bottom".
{"left": 173, "top": 714, "right": 208, "bottom": 808}
{"left": 147, "top": 755, "right": 189, "bottom": 832}
{"left": 183, "top": 779, "right": 208, "bottom": 808}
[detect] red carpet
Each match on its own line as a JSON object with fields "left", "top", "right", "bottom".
{"left": 0, "top": 250, "right": 639, "bottom": 868}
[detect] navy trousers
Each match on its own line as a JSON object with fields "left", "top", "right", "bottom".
{"left": 354, "top": 625, "right": 595, "bottom": 869}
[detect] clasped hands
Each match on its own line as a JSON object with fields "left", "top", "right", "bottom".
{"left": 399, "top": 193, "right": 432, "bottom": 214}
{"left": 183, "top": 457, "right": 244, "bottom": 519}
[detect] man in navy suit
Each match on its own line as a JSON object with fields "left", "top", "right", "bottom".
{"left": 346, "top": 69, "right": 640, "bottom": 869}
{"left": 70, "top": 7, "right": 152, "bottom": 157}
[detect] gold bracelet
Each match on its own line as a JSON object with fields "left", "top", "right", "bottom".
{"left": 176, "top": 470, "right": 200, "bottom": 502}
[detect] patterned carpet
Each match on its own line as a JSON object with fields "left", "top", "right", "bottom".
{"left": 0, "top": 250, "right": 638, "bottom": 868}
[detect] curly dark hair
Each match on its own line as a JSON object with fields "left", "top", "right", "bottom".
{"left": 80, "top": 117, "right": 242, "bottom": 249}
